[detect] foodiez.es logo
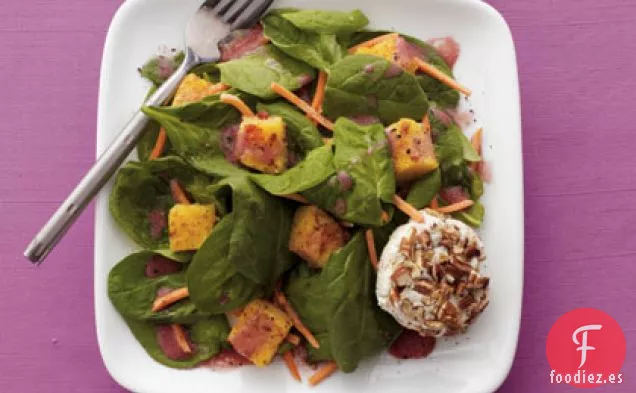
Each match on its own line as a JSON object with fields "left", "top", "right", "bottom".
{"left": 573, "top": 324, "right": 602, "bottom": 369}
{"left": 546, "top": 308, "right": 626, "bottom": 387}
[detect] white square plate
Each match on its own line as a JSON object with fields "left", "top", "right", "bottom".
{"left": 94, "top": 0, "right": 523, "bottom": 392}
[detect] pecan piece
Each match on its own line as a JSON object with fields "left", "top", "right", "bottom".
{"left": 431, "top": 263, "right": 441, "bottom": 281}
{"left": 399, "top": 237, "right": 411, "bottom": 258}
{"left": 466, "top": 247, "right": 481, "bottom": 259}
{"left": 451, "top": 260, "right": 473, "bottom": 274}
{"left": 390, "top": 287, "right": 400, "bottom": 303}
{"left": 474, "top": 275, "right": 490, "bottom": 289}
{"left": 477, "top": 298, "right": 490, "bottom": 313}
{"left": 424, "top": 320, "right": 445, "bottom": 331}
{"left": 391, "top": 266, "right": 413, "bottom": 287}
{"left": 437, "top": 300, "right": 460, "bottom": 322}
{"left": 413, "top": 279, "right": 435, "bottom": 295}
{"left": 458, "top": 294, "right": 475, "bottom": 309}
{"left": 418, "top": 230, "right": 431, "bottom": 248}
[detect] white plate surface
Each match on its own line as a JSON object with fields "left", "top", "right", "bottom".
{"left": 95, "top": 1, "right": 523, "bottom": 392}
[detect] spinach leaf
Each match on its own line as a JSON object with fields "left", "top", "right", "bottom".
{"left": 143, "top": 101, "right": 334, "bottom": 195}
{"left": 436, "top": 125, "right": 480, "bottom": 165}
{"left": 303, "top": 118, "right": 395, "bottom": 226}
{"left": 277, "top": 341, "right": 295, "bottom": 355}
{"left": 217, "top": 177, "right": 295, "bottom": 285}
{"left": 470, "top": 172, "right": 484, "bottom": 200}
{"left": 146, "top": 90, "right": 247, "bottom": 129}
{"left": 190, "top": 317, "right": 230, "bottom": 353}
{"left": 137, "top": 66, "right": 228, "bottom": 160}
{"left": 436, "top": 124, "right": 480, "bottom": 190}
{"left": 251, "top": 145, "right": 335, "bottom": 195}
{"left": 434, "top": 124, "right": 485, "bottom": 227}
{"left": 330, "top": 270, "right": 401, "bottom": 372}
{"left": 153, "top": 249, "right": 193, "bottom": 263}
{"left": 109, "top": 156, "right": 217, "bottom": 249}
{"left": 189, "top": 62, "right": 220, "bottom": 83}
{"left": 285, "top": 233, "right": 401, "bottom": 370}
{"left": 306, "top": 333, "right": 334, "bottom": 362}
{"left": 251, "top": 102, "right": 334, "bottom": 194}
{"left": 281, "top": 10, "right": 369, "bottom": 34}
{"left": 326, "top": 233, "right": 401, "bottom": 372}
{"left": 137, "top": 120, "right": 164, "bottom": 161}
{"left": 124, "top": 315, "right": 229, "bottom": 369}
{"left": 323, "top": 54, "right": 430, "bottom": 124}
{"left": 461, "top": 134, "right": 481, "bottom": 162}
{"left": 187, "top": 177, "right": 295, "bottom": 312}
{"left": 139, "top": 52, "right": 185, "bottom": 86}
{"left": 453, "top": 200, "right": 485, "bottom": 228}
{"left": 256, "top": 102, "right": 324, "bottom": 153}
{"left": 418, "top": 75, "right": 460, "bottom": 110}
{"left": 109, "top": 159, "right": 171, "bottom": 249}
{"left": 137, "top": 85, "right": 174, "bottom": 161}
{"left": 262, "top": 11, "right": 346, "bottom": 71}
{"left": 187, "top": 213, "right": 261, "bottom": 313}
{"left": 349, "top": 32, "right": 460, "bottom": 109}
{"left": 404, "top": 36, "right": 460, "bottom": 109}
{"left": 142, "top": 99, "right": 246, "bottom": 178}
{"left": 406, "top": 168, "right": 442, "bottom": 209}
{"left": 285, "top": 263, "right": 350, "bottom": 362}
{"left": 108, "top": 251, "right": 209, "bottom": 324}
{"left": 285, "top": 265, "right": 338, "bottom": 348}
{"left": 218, "top": 45, "right": 316, "bottom": 99}
{"left": 436, "top": 129, "right": 463, "bottom": 170}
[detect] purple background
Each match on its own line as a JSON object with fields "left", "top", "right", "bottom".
{"left": 1, "top": 0, "right": 634, "bottom": 391}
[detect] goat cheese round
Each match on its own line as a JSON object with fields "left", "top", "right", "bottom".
{"left": 376, "top": 209, "right": 490, "bottom": 337}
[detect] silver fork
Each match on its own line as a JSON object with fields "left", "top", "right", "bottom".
{"left": 24, "top": 0, "right": 274, "bottom": 264}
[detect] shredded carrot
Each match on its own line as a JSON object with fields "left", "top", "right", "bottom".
{"left": 171, "top": 324, "right": 193, "bottom": 354}
{"left": 149, "top": 128, "right": 167, "bottom": 160}
{"left": 381, "top": 210, "right": 390, "bottom": 223}
{"left": 347, "top": 33, "right": 471, "bottom": 96}
{"left": 209, "top": 82, "right": 231, "bottom": 95}
{"left": 392, "top": 194, "right": 424, "bottom": 223}
{"left": 170, "top": 179, "right": 191, "bottom": 204}
{"left": 471, "top": 128, "right": 483, "bottom": 154}
{"left": 311, "top": 71, "right": 328, "bottom": 113}
{"left": 281, "top": 193, "right": 309, "bottom": 204}
{"left": 275, "top": 290, "right": 320, "bottom": 349}
{"left": 470, "top": 128, "right": 483, "bottom": 172}
{"left": 413, "top": 58, "right": 472, "bottom": 96}
{"left": 286, "top": 333, "right": 301, "bottom": 346}
{"left": 365, "top": 229, "right": 378, "bottom": 271}
{"left": 430, "top": 196, "right": 439, "bottom": 209}
{"left": 270, "top": 82, "right": 334, "bottom": 131}
{"left": 152, "top": 287, "right": 190, "bottom": 312}
{"left": 309, "top": 361, "right": 338, "bottom": 386}
{"left": 148, "top": 83, "right": 230, "bottom": 161}
{"left": 220, "top": 93, "right": 255, "bottom": 117}
{"left": 435, "top": 199, "right": 474, "bottom": 214}
{"left": 348, "top": 33, "right": 399, "bottom": 54}
{"left": 283, "top": 351, "right": 302, "bottom": 382}
{"left": 422, "top": 114, "right": 432, "bottom": 133}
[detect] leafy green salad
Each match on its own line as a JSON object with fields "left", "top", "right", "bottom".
{"left": 108, "top": 7, "right": 487, "bottom": 384}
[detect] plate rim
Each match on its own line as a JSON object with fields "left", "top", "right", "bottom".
{"left": 94, "top": 0, "right": 524, "bottom": 392}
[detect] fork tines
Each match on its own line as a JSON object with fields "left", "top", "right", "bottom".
{"left": 203, "top": 0, "right": 274, "bottom": 29}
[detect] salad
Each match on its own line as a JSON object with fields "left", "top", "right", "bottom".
{"left": 108, "top": 7, "right": 489, "bottom": 385}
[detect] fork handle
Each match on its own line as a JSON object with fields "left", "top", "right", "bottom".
{"left": 24, "top": 49, "right": 199, "bottom": 264}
